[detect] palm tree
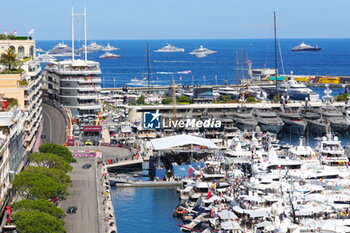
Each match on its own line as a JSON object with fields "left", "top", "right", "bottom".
{"left": 0, "top": 49, "right": 20, "bottom": 71}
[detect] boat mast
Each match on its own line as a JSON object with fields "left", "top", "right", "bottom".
{"left": 146, "top": 42, "right": 151, "bottom": 93}
{"left": 84, "top": 7, "right": 87, "bottom": 63}
{"left": 235, "top": 49, "right": 239, "bottom": 85}
{"left": 72, "top": 8, "right": 88, "bottom": 63}
{"left": 241, "top": 49, "right": 244, "bottom": 81}
{"left": 71, "top": 7, "right": 75, "bottom": 62}
{"left": 274, "top": 11, "right": 278, "bottom": 98}
{"left": 172, "top": 78, "right": 177, "bottom": 125}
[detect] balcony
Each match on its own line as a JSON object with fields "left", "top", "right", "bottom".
{"left": 77, "top": 94, "right": 98, "bottom": 100}
{"left": 47, "top": 66, "right": 101, "bottom": 75}
{"left": 25, "top": 91, "right": 42, "bottom": 111}
{"left": 59, "top": 76, "right": 102, "bottom": 83}
{"left": 22, "top": 62, "right": 42, "bottom": 77}
{"left": 25, "top": 109, "right": 42, "bottom": 131}
{"left": 76, "top": 103, "right": 101, "bottom": 110}
{"left": 78, "top": 85, "right": 101, "bottom": 91}
{"left": 25, "top": 83, "right": 42, "bottom": 101}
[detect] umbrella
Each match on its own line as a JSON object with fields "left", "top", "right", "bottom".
{"left": 218, "top": 210, "right": 238, "bottom": 220}
{"left": 221, "top": 221, "right": 241, "bottom": 230}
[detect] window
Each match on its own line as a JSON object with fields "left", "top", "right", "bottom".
{"left": 18, "top": 46, "right": 25, "bottom": 58}
{"left": 9, "top": 46, "right": 15, "bottom": 52}
{"left": 29, "top": 46, "right": 34, "bottom": 58}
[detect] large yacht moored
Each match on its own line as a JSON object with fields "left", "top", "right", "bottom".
{"left": 252, "top": 107, "right": 284, "bottom": 133}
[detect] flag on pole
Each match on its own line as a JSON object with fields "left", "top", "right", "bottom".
{"left": 11, "top": 30, "right": 17, "bottom": 36}
{"left": 188, "top": 166, "right": 194, "bottom": 178}
{"left": 28, "top": 28, "right": 34, "bottom": 36}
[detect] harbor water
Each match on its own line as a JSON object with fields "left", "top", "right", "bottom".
{"left": 111, "top": 186, "right": 182, "bottom": 233}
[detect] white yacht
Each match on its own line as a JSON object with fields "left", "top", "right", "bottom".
{"left": 155, "top": 43, "right": 185, "bottom": 52}
{"left": 99, "top": 52, "right": 121, "bottom": 59}
{"left": 189, "top": 45, "right": 217, "bottom": 55}
{"left": 195, "top": 52, "right": 207, "bottom": 58}
{"left": 47, "top": 42, "right": 73, "bottom": 57}
{"left": 87, "top": 41, "right": 104, "bottom": 51}
{"left": 288, "top": 137, "right": 315, "bottom": 159}
{"left": 35, "top": 48, "right": 45, "bottom": 54}
{"left": 78, "top": 42, "right": 104, "bottom": 53}
{"left": 314, "top": 133, "right": 348, "bottom": 165}
{"left": 291, "top": 42, "right": 321, "bottom": 51}
{"left": 36, "top": 53, "right": 57, "bottom": 63}
{"left": 266, "top": 79, "right": 319, "bottom": 101}
{"left": 216, "top": 87, "right": 240, "bottom": 98}
{"left": 102, "top": 43, "right": 119, "bottom": 51}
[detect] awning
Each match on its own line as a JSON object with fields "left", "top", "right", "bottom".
{"left": 218, "top": 210, "right": 238, "bottom": 220}
{"left": 150, "top": 135, "right": 218, "bottom": 150}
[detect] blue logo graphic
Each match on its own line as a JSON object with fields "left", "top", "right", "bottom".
{"left": 143, "top": 110, "right": 161, "bottom": 129}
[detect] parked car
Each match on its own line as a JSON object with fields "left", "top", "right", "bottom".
{"left": 85, "top": 139, "right": 93, "bottom": 146}
{"left": 66, "top": 206, "right": 77, "bottom": 214}
{"left": 82, "top": 163, "right": 91, "bottom": 169}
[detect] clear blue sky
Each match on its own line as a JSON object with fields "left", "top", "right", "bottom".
{"left": 1, "top": 0, "right": 350, "bottom": 40}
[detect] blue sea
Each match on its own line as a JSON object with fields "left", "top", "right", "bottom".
{"left": 38, "top": 39, "right": 350, "bottom": 233}
{"left": 37, "top": 38, "right": 350, "bottom": 88}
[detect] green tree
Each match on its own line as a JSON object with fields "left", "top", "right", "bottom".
{"left": 0, "top": 49, "right": 21, "bottom": 70}
{"left": 177, "top": 95, "right": 191, "bottom": 103}
{"left": 39, "top": 144, "right": 76, "bottom": 163}
{"left": 272, "top": 94, "right": 281, "bottom": 102}
{"left": 13, "top": 172, "right": 68, "bottom": 200}
{"left": 28, "top": 153, "right": 72, "bottom": 173}
{"left": 219, "top": 95, "right": 233, "bottom": 103}
{"left": 14, "top": 210, "right": 66, "bottom": 233}
{"left": 137, "top": 95, "right": 146, "bottom": 105}
{"left": 25, "top": 167, "right": 71, "bottom": 185}
{"left": 246, "top": 96, "right": 257, "bottom": 103}
{"left": 161, "top": 97, "right": 172, "bottom": 105}
{"left": 335, "top": 93, "right": 349, "bottom": 102}
{"left": 12, "top": 199, "right": 66, "bottom": 219}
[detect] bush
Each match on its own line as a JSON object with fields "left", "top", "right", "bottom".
{"left": 177, "top": 95, "right": 191, "bottom": 103}
{"left": 218, "top": 95, "right": 234, "bottom": 103}
{"left": 246, "top": 96, "right": 257, "bottom": 103}
{"left": 18, "top": 80, "right": 28, "bottom": 86}
{"left": 161, "top": 97, "right": 172, "bottom": 105}
{"left": 272, "top": 94, "right": 281, "bottom": 102}
{"left": 335, "top": 93, "right": 349, "bottom": 102}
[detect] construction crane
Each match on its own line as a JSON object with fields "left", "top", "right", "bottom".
{"left": 86, "top": 76, "right": 104, "bottom": 125}
{"left": 172, "top": 78, "right": 177, "bottom": 125}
